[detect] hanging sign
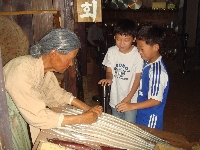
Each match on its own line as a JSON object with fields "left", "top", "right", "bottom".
{"left": 74, "top": 0, "right": 102, "bottom": 22}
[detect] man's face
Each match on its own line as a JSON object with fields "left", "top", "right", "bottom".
{"left": 50, "top": 49, "right": 78, "bottom": 73}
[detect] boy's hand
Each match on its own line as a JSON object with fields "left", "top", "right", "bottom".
{"left": 98, "top": 79, "right": 112, "bottom": 86}
{"left": 121, "top": 97, "right": 131, "bottom": 103}
{"left": 116, "top": 102, "right": 135, "bottom": 112}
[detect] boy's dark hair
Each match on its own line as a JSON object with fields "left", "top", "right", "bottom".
{"left": 136, "top": 25, "right": 166, "bottom": 48}
{"left": 113, "top": 19, "right": 137, "bottom": 38}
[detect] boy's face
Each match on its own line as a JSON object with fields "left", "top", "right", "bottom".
{"left": 136, "top": 39, "right": 160, "bottom": 63}
{"left": 114, "top": 33, "right": 135, "bottom": 54}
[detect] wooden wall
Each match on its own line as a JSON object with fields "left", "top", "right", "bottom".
{"left": 0, "top": 0, "right": 86, "bottom": 98}
{"left": 0, "top": 0, "right": 61, "bottom": 45}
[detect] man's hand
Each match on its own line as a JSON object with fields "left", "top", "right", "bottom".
{"left": 62, "top": 105, "right": 102, "bottom": 126}
{"left": 80, "top": 105, "right": 102, "bottom": 124}
{"left": 80, "top": 111, "right": 99, "bottom": 124}
{"left": 50, "top": 107, "right": 64, "bottom": 113}
{"left": 87, "top": 105, "right": 103, "bottom": 116}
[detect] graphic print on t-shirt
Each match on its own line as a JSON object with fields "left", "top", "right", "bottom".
{"left": 114, "top": 63, "right": 130, "bottom": 80}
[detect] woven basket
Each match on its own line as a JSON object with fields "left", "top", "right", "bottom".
{"left": 0, "top": 16, "right": 29, "bottom": 66}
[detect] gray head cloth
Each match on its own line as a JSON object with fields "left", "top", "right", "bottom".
{"left": 30, "top": 28, "right": 81, "bottom": 58}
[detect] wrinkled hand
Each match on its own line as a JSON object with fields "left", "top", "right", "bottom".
{"left": 98, "top": 79, "right": 112, "bottom": 86}
{"left": 81, "top": 111, "right": 98, "bottom": 124}
{"left": 80, "top": 105, "right": 103, "bottom": 124}
{"left": 50, "top": 107, "right": 64, "bottom": 113}
{"left": 87, "top": 105, "right": 103, "bottom": 116}
{"left": 116, "top": 102, "right": 134, "bottom": 112}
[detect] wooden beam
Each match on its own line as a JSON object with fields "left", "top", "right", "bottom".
{"left": 0, "top": 10, "right": 61, "bottom": 34}
{"left": 0, "top": 10, "right": 59, "bottom": 15}
{"left": 53, "top": 11, "right": 61, "bottom": 28}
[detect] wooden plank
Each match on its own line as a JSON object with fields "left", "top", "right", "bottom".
{"left": 32, "top": 0, "right": 54, "bottom": 41}
{"left": 53, "top": 12, "right": 61, "bottom": 28}
{"left": 33, "top": 126, "right": 192, "bottom": 150}
{"left": 62, "top": 0, "right": 77, "bottom": 96}
{"left": 0, "top": 9, "right": 60, "bottom": 45}
{"left": 176, "top": 0, "right": 186, "bottom": 65}
{"left": 53, "top": 0, "right": 65, "bottom": 28}
{"left": 154, "top": 143, "right": 182, "bottom": 150}
{"left": 11, "top": 0, "right": 33, "bottom": 46}
{"left": 9, "top": 1, "right": 31, "bottom": 46}
{"left": 0, "top": 10, "right": 59, "bottom": 15}
{"left": 63, "top": 0, "right": 74, "bottom": 30}
{"left": 0, "top": 0, "right": 12, "bottom": 12}
{"left": 74, "top": 22, "right": 87, "bottom": 76}
{"left": 138, "top": 125, "right": 191, "bottom": 150}
{"left": 74, "top": 22, "right": 87, "bottom": 100}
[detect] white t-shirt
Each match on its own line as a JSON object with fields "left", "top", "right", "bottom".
{"left": 102, "top": 45, "right": 143, "bottom": 108}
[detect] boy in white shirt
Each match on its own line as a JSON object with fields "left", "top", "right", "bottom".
{"left": 98, "top": 19, "right": 143, "bottom": 123}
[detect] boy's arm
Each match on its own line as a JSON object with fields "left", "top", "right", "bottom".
{"left": 121, "top": 73, "right": 141, "bottom": 103}
{"left": 131, "top": 98, "right": 160, "bottom": 110}
{"left": 116, "top": 98, "right": 160, "bottom": 112}
{"left": 106, "top": 67, "right": 113, "bottom": 79}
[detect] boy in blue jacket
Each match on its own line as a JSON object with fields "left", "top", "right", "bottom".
{"left": 116, "top": 25, "right": 169, "bottom": 130}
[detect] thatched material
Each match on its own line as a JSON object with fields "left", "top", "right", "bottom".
{"left": 0, "top": 16, "right": 29, "bottom": 66}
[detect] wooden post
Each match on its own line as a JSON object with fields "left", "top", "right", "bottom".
{"left": 63, "top": 0, "right": 77, "bottom": 96}
{"left": 53, "top": 11, "right": 61, "bottom": 28}
{"left": 176, "top": 0, "right": 186, "bottom": 65}
{"left": 0, "top": 49, "right": 14, "bottom": 149}
{"left": 194, "top": 0, "right": 200, "bottom": 67}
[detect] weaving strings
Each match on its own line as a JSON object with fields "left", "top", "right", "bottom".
{"left": 52, "top": 107, "right": 170, "bottom": 150}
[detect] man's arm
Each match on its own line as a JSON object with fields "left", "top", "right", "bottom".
{"left": 61, "top": 98, "right": 102, "bottom": 126}
{"left": 71, "top": 97, "right": 90, "bottom": 111}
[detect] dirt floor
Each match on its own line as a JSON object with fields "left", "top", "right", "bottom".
{"left": 83, "top": 54, "right": 200, "bottom": 144}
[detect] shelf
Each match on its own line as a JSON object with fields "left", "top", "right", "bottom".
{"left": 103, "top": 8, "right": 179, "bottom": 12}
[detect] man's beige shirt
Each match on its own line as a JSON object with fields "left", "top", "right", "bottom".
{"left": 3, "top": 55, "right": 73, "bottom": 129}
